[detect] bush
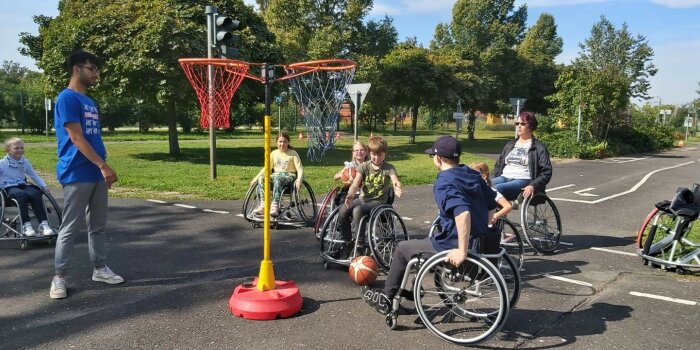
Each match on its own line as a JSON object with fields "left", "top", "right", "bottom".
{"left": 539, "top": 130, "right": 605, "bottom": 159}
{"left": 483, "top": 124, "right": 514, "bottom": 132}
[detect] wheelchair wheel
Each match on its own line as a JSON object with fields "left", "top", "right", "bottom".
{"left": 497, "top": 250, "right": 521, "bottom": 310}
{"left": 369, "top": 207, "right": 408, "bottom": 271}
{"left": 497, "top": 218, "right": 524, "bottom": 269}
{"left": 242, "top": 183, "right": 263, "bottom": 223}
{"left": 520, "top": 193, "right": 562, "bottom": 254}
{"left": 414, "top": 251, "right": 508, "bottom": 345}
{"left": 315, "top": 187, "right": 338, "bottom": 239}
{"left": 293, "top": 180, "right": 317, "bottom": 226}
{"left": 319, "top": 207, "right": 348, "bottom": 264}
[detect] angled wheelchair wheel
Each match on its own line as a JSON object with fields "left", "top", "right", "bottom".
{"left": 315, "top": 187, "right": 338, "bottom": 239}
{"left": 414, "top": 251, "right": 508, "bottom": 345}
{"left": 293, "top": 180, "right": 317, "bottom": 226}
{"left": 497, "top": 218, "right": 524, "bottom": 269}
{"left": 638, "top": 208, "right": 678, "bottom": 255}
{"left": 369, "top": 207, "right": 408, "bottom": 271}
{"left": 496, "top": 250, "right": 521, "bottom": 310}
{"left": 319, "top": 207, "right": 348, "bottom": 265}
{"left": 521, "top": 193, "right": 562, "bottom": 254}
{"left": 242, "top": 183, "right": 262, "bottom": 223}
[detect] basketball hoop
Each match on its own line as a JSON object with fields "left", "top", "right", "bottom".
{"left": 179, "top": 58, "right": 250, "bottom": 129}
{"left": 281, "top": 59, "right": 357, "bottom": 161}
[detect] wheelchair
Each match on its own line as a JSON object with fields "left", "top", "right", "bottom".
{"left": 0, "top": 184, "right": 62, "bottom": 250}
{"left": 637, "top": 184, "right": 700, "bottom": 272}
{"left": 314, "top": 185, "right": 351, "bottom": 239}
{"left": 383, "top": 240, "right": 520, "bottom": 345}
{"left": 319, "top": 191, "right": 408, "bottom": 271}
{"left": 242, "top": 179, "right": 317, "bottom": 229}
{"left": 517, "top": 192, "right": 562, "bottom": 254}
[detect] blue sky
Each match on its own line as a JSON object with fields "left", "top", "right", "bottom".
{"left": 1, "top": 0, "right": 698, "bottom": 105}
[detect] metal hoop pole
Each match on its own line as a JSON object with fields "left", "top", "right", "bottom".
{"left": 206, "top": 6, "right": 217, "bottom": 179}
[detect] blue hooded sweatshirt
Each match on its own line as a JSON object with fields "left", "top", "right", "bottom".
{"left": 431, "top": 165, "right": 498, "bottom": 251}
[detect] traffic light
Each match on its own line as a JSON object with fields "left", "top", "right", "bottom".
{"left": 214, "top": 14, "right": 241, "bottom": 58}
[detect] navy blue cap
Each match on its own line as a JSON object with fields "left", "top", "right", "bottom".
{"left": 424, "top": 136, "right": 461, "bottom": 157}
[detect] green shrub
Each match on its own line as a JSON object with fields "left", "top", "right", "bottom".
{"left": 483, "top": 124, "right": 514, "bottom": 132}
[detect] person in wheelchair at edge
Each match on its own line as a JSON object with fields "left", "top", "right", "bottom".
{"left": 492, "top": 111, "right": 552, "bottom": 201}
{"left": 332, "top": 140, "right": 368, "bottom": 205}
{"left": 250, "top": 132, "right": 304, "bottom": 217}
{"left": 339, "top": 136, "right": 402, "bottom": 258}
{"left": 362, "top": 136, "right": 498, "bottom": 314}
{"left": 0, "top": 137, "right": 54, "bottom": 237}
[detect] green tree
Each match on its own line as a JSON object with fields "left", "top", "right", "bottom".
{"left": 548, "top": 16, "right": 656, "bottom": 140}
{"left": 516, "top": 13, "right": 562, "bottom": 114}
{"left": 430, "top": 0, "right": 527, "bottom": 140}
{"left": 20, "top": 0, "right": 281, "bottom": 156}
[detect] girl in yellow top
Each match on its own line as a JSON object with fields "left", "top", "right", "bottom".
{"left": 250, "top": 132, "right": 304, "bottom": 216}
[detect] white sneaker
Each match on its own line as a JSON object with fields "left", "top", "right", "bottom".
{"left": 22, "top": 223, "right": 36, "bottom": 237}
{"left": 252, "top": 203, "right": 264, "bottom": 215}
{"left": 50, "top": 276, "right": 67, "bottom": 299}
{"left": 92, "top": 266, "right": 125, "bottom": 284}
{"left": 38, "top": 221, "right": 54, "bottom": 236}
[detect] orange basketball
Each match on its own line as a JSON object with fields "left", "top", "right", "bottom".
{"left": 341, "top": 167, "right": 357, "bottom": 182}
{"left": 348, "top": 256, "right": 379, "bottom": 286}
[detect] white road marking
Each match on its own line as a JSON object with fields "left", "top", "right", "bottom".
{"left": 550, "top": 161, "right": 696, "bottom": 204}
{"left": 424, "top": 221, "right": 432, "bottom": 224}
{"left": 590, "top": 247, "right": 637, "bottom": 257}
{"left": 629, "top": 291, "right": 697, "bottom": 306}
{"left": 680, "top": 147, "right": 697, "bottom": 152}
{"left": 147, "top": 199, "right": 167, "bottom": 204}
{"left": 573, "top": 187, "right": 599, "bottom": 197}
{"left": 558, "top": 241, "right": 574, "bottom": 246}
{"left": 203, "top": 209, "right": 229, "bottom": 214}
{"left": 236, "top": 214, "right": 244, "bottom": 217}
{"left": 547, "top": 184, "right": 575, "bottom": 192}
{"left": 544, "top": 274, "right": 593, "bottom": 287}
{"left": 596, "top": 157, "right": 647, "bottom": 164}
{"left": 402, "top": 217, "right": 413, "bottom": 221}
{"left": 174, "top": 204, "right": 197, "bottom": 209}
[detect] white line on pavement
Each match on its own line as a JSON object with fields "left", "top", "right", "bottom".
{"left": 629, "top": 291, "right": 697, "bottom": 306}
{"left": 147, "top": 199, "right": 167, "bottom": 204}
{"left": 402, "top": 217, "right": 413, "bottom": 221}
{"left": 544, "top": 274, "right": 593, "bottom": 287}
{"left": 547, "top": 184, "right": 575, "bottom": 192}
{"left": 558, "top": 241, "right": 574, "bottom": 246}
{"left": 236, "top": 214, "right": 244, "bottom": 217}
{"left": 203, "top": 209, "right": 229, "bottom": 214}
{"left": 424, "top": 221, "right": 431, "bottom": 224}
{"left": 590, "top": 247, "right": 637, "bottom": 257}
{"left": 174, "top": 204, "right": 197, "bottom": 209}
{"left": 550, "top": 161, "right": 696, "bottom": 204}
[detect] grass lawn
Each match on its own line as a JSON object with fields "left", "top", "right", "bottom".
{"left": 16, "top": 128, "right": 514, "bottom": 200}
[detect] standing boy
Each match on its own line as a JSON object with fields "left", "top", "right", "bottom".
{"left": 50, "top": 51, "right": 122, "bottom": 299}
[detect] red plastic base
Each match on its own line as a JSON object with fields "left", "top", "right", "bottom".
{"left": 228, "top": 279, "right": 302, "bottom": 320}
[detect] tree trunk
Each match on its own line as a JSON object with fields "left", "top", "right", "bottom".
{"left": 467, "top": 111, "right": 476, "bottom": 141}
{"left": 409, "top": 104, "right": 418, "bottom": 144}
{"left": 166, "top": 99, "right": 180, "bottom": 156}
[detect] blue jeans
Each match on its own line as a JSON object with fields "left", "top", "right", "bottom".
{"left": 491, "top": 177, "right": 530, "bottom": 201}
{"left": 6, "top": 185, "right": 48, "bottom": 223}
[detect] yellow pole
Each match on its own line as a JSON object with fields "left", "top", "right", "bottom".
{"left": 257, "top": 115, "right": 276, "bottom": 291}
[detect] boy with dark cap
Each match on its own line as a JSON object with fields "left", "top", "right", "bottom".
{"left": 361, "top": 135, "right": 498, "bottom": 314}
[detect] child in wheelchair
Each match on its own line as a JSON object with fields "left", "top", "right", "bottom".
{"left": 361, "top": 136, "right": 498, "bottom": 315}
{"left": 331, "top": 140, "right": 368, "bottom": 206}
{"left": 0, "top": 137, "right": 54, "bottom": 237}
{"left": 470, "top": 162, "right": 512, "bottom": 226}
{"left": 338, "top": 136, "right": 402, "bottom": 259}
{"left": 249, "top": 132, "right": 304, "bottom": 217}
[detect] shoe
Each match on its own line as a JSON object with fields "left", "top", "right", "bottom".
{"left": 92, "top": 266, "right": 125, "bottom": 284}
{"left": 50, "top": 276, "right": 67, "bottom": 299}
{"left": 361, "top": 286, "right": 391, "bottom": 315}
{"left": 22, "top": 223, "right": 36, "bottom": 237}
{"left": 252, "top": 203, "right": 264, "bottom": 215}
{"left": 38, "top": 221, "right": 54, "bottom": 236}
{"left": 270, "top": 203, "right": 279, "bottom": 217}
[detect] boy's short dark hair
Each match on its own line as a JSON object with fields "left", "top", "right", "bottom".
{"left": 368, "top": 136, "right": 387, "bottom": 154}
{"left": 67, "top": 51, "right": 100, "bottom": 74}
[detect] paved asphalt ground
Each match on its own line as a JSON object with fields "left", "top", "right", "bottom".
{"left": 1, "top": 145, "right": 699, "bottom": 349}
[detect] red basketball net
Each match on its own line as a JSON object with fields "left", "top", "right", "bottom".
{"left": 179, "top": 58, "right": 249, "bottom": 128}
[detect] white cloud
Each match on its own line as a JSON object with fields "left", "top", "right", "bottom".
{"left": 519, "top": 0, "right": 613, "bottom": 7}
{"left": 649, "top": 0, "right": 700, "bottom": 8}
{"left": 372, "top": 0, "right": 454, "bottom": 15}
{"left": 370, "top": 3, "right": 401, "bottom": 16}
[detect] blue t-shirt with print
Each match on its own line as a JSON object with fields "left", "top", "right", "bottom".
{"left": 54, "top": 88, "right": 106, "bottom": 185}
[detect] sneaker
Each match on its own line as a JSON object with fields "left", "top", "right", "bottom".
{"left": 22, "top": 223, "right": 36, "bottom": 237}
{"left": 38, "top": 221, "right": 54, "bottom": 236}
{"left": 361, "top": 286, "right": 391, "bottom": 315}
{"left": 252, "top": 203, "right": 264, "bottom": 215}
{"left": 270, "top": 203, "right": 279, "bottom": 217}
{"left": 92, "top": 266, "right": 125, "bottom": 284}
{"left": 50, "top": 276, "right": 67, "bottom": 299}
